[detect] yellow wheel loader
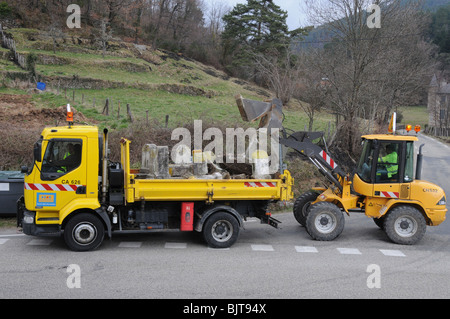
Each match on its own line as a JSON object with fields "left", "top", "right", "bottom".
{"left": 282, "top": 129, "right": 447, "bottom": 245}
{"left": 235, "top": 96, "right": 446, "bottom": 245}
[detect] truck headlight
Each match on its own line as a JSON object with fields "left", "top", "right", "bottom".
{"left": 437, "top": 196, "right": 446, "bottom": 206}
{"left": 23, "top": 211, "right": 35, "bottom": 224}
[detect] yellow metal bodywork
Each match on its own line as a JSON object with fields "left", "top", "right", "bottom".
{"left": 312, "top": 176, "right": 358, "bottom": 214}
{"left": 23, "top": 126, "right": 101, "bottom": 225}
{"left": 120, "top": 138, "right": 294, "bottom": 204}
{"left": 361, "top": 134, "right": 418, "bottom": 142}
{"left": 310, "top": 133, "right": 446, "bottom": 226}
{"left": 25, "top": 128, "right": 294, "bottom": 228}
{"left": 314, "top": 169, "right": 447, "bottom": 226}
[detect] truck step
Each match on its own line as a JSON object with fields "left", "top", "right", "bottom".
{"left": 260, "top": 214, "right": 282, "bottom": 229}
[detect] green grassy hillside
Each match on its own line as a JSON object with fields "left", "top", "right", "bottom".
{"left": 0, "top": 28, "right": 340, "bottom": 133}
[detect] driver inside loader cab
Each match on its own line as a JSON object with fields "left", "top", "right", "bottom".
{"left": 377, "top": 143, "right": 399, "bottom": 182}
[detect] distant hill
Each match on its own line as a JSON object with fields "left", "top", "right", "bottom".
{"left": 293, "top": 0, "right": 450, "bottom": 50}
{"left": 423, "top": 0, "right": 450, "bottom": 11}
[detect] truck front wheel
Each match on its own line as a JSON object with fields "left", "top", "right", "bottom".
{"left": 202, "top": 212, "right": 240, "bottom": 249}
{"left": 64, "top": 213, "right": 105, "bottom": 251}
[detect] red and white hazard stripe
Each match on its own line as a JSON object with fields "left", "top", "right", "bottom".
{"left": 24, "top": 183, "right": 82, "bottom": 192}
{"left": 319, "top": 151, "right": 338, "bottom": 170}
{"left": 244, "top": 182, "right": 277, "bottom": 188}
{"left": 379, "top": 191, "right": 399, "bottom": 199}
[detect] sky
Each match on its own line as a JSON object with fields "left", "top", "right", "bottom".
{"left": 214, "top": 0, "right": 309, "bottom": 31}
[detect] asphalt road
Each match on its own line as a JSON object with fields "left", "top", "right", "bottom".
{"left": 418, "top": 133, "right": 450, "bottom": 235}
{"left": 0, "top": 133, "right": 449, "bottom": 301}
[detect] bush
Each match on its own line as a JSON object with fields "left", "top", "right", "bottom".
{"left": 0, "top": 2, "right": 11, "bottom": 17}
{"left": 26, "top": 53, "right": 38, "bottom": 77}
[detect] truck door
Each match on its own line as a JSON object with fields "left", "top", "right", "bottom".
{"left": 32, "top": 138, "right": 87, "bottom": 213}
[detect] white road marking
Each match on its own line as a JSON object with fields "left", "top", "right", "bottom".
{"left": 0, "top": 233, "right": 26, "bottom": 238}
{"left": 26, "top": 239, "right": 53, "bottom": 246}
{"left": 165, "top": 242, "right": 187, "bottom": 249}
{"left": 118, "top": 241, "right": 142, "bottom": 248}
{"left": 337, "top": 248, "right": 362, "bottom": 255}
{"left": 208, "top": 247, "right": 230, "bottom": 251}
{"left": 0, "top": 234, "right": 411, "bottom": 258}
{"left": 380, "top": 249, "right": 406, "bottom": 257}
{"left": 251, "top": 244, "right": 274, "bottom": 251}
{"left": 295, "top": 246, "right": 318, "bottom": 253}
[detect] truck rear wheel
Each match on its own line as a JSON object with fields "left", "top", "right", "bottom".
{"left": 306, "top": 202, "right": 345, "bottom": 241}
{"left": 384, "top": 206, "right": 426, "bottom": 245}
{"left": 64, "top": 213, "right": 105, "bottom": 251}
{"left": 202, "top": 212, "right": 240, "bottom": 249}
{"left": 293, "top": 192, "right": 318, "bottom": 226}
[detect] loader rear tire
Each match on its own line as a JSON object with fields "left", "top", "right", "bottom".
{"left": 306, "top": 202, "right": 345, "bottom": 241}
{"left": 293, "top": 192, "right": 318, "bottom": 226}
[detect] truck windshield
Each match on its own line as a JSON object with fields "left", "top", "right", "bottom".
{"left": 41, "top": 139, "right": 82, "bottom": 180}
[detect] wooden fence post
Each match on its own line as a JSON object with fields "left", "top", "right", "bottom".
{"left": 127, "top": 104, "right": 134, "bottom": 123}
{"left": 103, "top": 98, "right": 109, "bottom": 115}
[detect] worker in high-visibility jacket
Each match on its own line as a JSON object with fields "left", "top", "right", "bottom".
{"left": 378, "top": 144, "right": 398, "bottom": 179}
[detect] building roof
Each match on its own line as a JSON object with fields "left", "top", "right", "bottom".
{"left": 430, "top": 74, "right": 450, "bottom": 94}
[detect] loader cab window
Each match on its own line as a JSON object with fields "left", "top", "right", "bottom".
{"left": 357, "top": 140, "right": 402, "bottom": 184}
{"left": 376, "top": 142, "right": 400, "bottom": 183}
{"left": 404, "top": 142, "right": 414, "bottom": 182}
{"left": 356, "top": 139, "right": 375, "bottom": 183}
{"left": 41, "top": 139, "right": 82, "bottom": 180}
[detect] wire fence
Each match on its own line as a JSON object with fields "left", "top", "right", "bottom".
{"left": 0, "top": 24, "right": 26, "bottom": 69}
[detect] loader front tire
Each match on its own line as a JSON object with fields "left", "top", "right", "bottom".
{"left": 306, "top": 202, "right": 345, "bottom": 241}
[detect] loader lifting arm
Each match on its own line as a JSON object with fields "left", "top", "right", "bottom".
{"left": 234, "top": 94, "right": 346, "bottom": 192}
{"left": 279, "top": 131, "right": 346, "bottom": 192}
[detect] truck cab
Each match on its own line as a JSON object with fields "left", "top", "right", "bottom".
{"left": 20, "top": 125, "right": 102, "bottom": 238}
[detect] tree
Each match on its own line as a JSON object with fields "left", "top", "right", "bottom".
{"left": 429, "top": 3, "right": 450, "bottom": 68}
{"left": 99, "top": 18, "right": 113, "bottom": 58}
{"left": 430, "top": 3, "right": 450, "bottom": 54}
{"left": 253, "top": 45, "right": 301, "bottom": 104}
{"left": 293, "top": 51, "right": 329, "bottom": 131}
{"left": 48, "top": 21, "right": 65, "bottom": 54}
{"left": 221, "top": 0, "right": 292, "bottom": 79}
{"left": 303, "top": 0, "right": 436, "bottom": 154}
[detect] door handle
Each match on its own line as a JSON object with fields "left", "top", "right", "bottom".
{"left": 76, "top": 186, "right": 86, "bottom": 194}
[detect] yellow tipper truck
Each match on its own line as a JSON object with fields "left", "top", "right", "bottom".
{"left": 17, "top": 107, "right": 293, "bottom": 251}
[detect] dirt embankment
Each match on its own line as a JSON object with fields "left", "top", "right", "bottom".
{"left": 0, "top": 94, "right": 87, "bottom": 170}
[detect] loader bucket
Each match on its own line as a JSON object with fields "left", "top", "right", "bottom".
{"left": 235, "top": 95, "right": 283, "bottom": 130}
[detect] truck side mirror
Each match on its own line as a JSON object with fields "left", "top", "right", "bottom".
{"left": 33, "top": 141, "right": 42, "bottom": 163}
